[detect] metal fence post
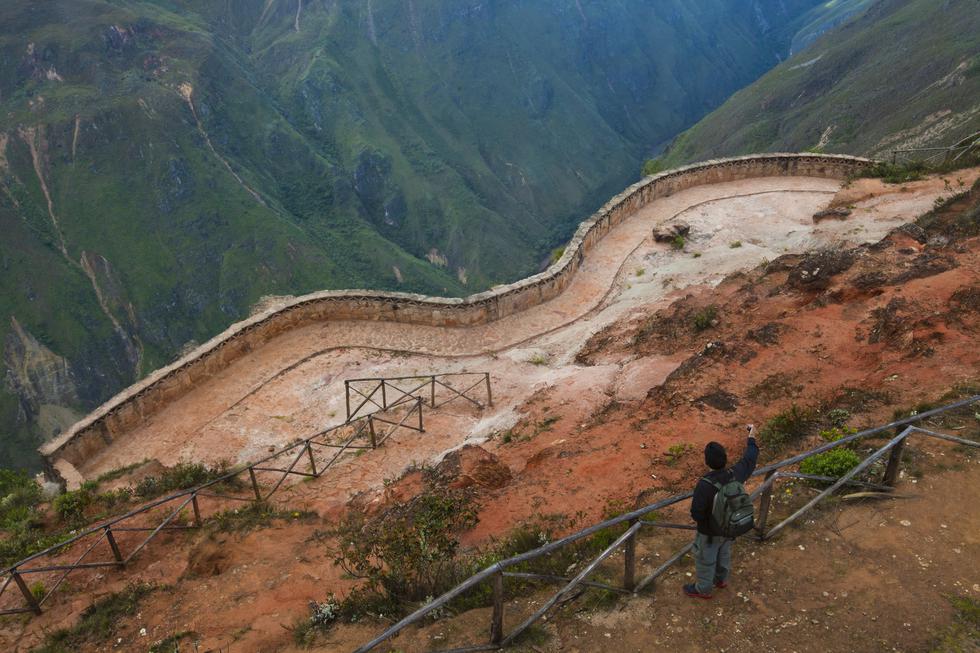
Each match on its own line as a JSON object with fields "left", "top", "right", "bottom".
{"left": 248, "top": 467, "right": 262, "bottom": 501}
{"left": 12, "top": 571, "right": 41, "bottom": 615}
{"left": 485, "top": 373, "right": 493, "bottom": 406}
{"left": 756, "top": 471, "right": 777, "bottom": 537}
{"left": 368, "top": 417, "right": 378, "bottom": 448}
{"left": 623, "top": 519, "right": 637, "bottom": 591}
{"left": 490, "top": 570, "right": 504, "bottom": 645}
{"left": 883, "top": 429, "right": 908, "bottom": 486}
{"left": 105, "top": 526, "right": 124, "bottom": 566}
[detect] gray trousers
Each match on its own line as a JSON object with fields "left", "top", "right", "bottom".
{"left": 693, "top": 532, "right": 732, "bottom": 594}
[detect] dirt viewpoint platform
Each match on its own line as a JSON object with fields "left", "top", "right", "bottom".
{"left": 71, "top": 169, "right": 975, "bottom": 483}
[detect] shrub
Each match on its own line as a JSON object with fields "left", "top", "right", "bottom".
{"left": 330, "top": 490, "right": 479, "bottom": 619}
{"left": 671, "top": 235, "right": 685, "bottom": 250}
{"left": 691, "top": 305, "right": 718, "bottom": 332}
{"left": 758, "top": 405, "right": 817, "bottom": 447}
{"left": 549, "top": 246, "right": 565, "bottom": 265}
{"left": 800, "top": 448, "right": 861, "bottom": 479}
{"left": 134, "top": 462, "right": 230, "bottom": 500}
{"left": 729, "top": 240, "right": 743, "bottom": 248}
{"left": 825, "top": 408, "right": 851, "bottom": 428}
{"left": 53, "top": 489, "right": 93, "bottom": 525}
{"left": 0, "top": 469, "right": 42, "bottom": 528}
{"left": 818, "top": 425, "right": 857, "bottom": 442}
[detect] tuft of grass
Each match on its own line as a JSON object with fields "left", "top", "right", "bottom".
{"left": 691, "top": 305, "right": 718, "bottom": 332}
{"left": 929, "top": 595, "right": 980, "bottom": 652}
{"left": 208, "top": 502, "right": 316, "bottom": 533}
{"left": 671, "top": 235, "right": 686, "bottom": 250}
{"left": 729, "top": 240, "right": 743, "bottom": 248}
{"left": 758, "top": 404, "right": 818, "bottom": 447}
{"left": 33, "top": 582, "right": 155, "bottom": 653}
{"left": 149, "top": 632, "right": 193, "bottom": 653}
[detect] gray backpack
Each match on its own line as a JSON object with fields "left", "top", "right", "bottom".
{"left": 705, "top": 477, "right": 755, "bottom": 538}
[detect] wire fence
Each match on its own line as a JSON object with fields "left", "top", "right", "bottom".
{"left": 0, "top": 371, "right": 493, "bottom": 617}
{"left": 354, "top": 395, "right": 980, "bottom": 653}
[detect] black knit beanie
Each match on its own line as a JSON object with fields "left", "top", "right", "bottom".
{"left": 704, "top": 442, "right": 727, "bottom": 470}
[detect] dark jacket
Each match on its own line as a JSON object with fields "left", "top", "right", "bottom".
{"left": 690, "top": 437, "right": 759, "bottom": 535}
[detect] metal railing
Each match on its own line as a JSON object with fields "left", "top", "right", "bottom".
{"left": 355, "top": 395, "right": 980, "bottom": 653}
{"left": 345, "top": 372, "right": 492, "bottom": 421}
{"left": 0, "top": 396, "right": 427, "bottom": 616}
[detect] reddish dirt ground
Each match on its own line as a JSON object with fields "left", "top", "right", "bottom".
{"left": 4, "top": 171, "right": 980, "bottom": 652}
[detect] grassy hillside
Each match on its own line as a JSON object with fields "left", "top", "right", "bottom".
{"left": 0, "top": 0, "right": 826, "bottom": 468}
{"left": 659, "top": 0, "right": 980, "bottom": 166}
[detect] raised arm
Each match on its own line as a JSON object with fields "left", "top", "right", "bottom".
{"left": 730, "top": 425, "right": 759, "bottom": 483}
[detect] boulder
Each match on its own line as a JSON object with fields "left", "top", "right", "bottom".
{"left": 812, "top": 207, "right": 852, "bottom": 222}
{"left": 652, "top": 220, "right": 691, "bottom": 243}
{"left": 438, "top": 444, "right": 512, "bottom": 490}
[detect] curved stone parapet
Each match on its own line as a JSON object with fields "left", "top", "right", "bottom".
{"left": 41, "top": 153, "right": 870, "bottom": 482}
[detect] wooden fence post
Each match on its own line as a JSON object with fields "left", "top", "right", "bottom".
{"left": 485, "top": 373, "right": 493, "bottom": 406}
{"left": 368, "top": 417, "right": 378, "bottom": 449}
{"left": 306, "top": 442, "right": 317, "bottom": 476}
{"left": 380, "top": 381, "right": 387, "bottom": 410}
{"left": 623, "top": 519, "right": 637, "bottom": 591}
{"left": 248, "top": 467, "right": 262, "bottom": 501}
{"left": 191, "top": 494, "right": 203, "bottom": 526}
{"left": 883, "top": 429, "right": 908, "bottom": 486}
{"left": 105, "top": 526, "right": 124, "bottom": 566}
{"left": 756, "top": 471, "right": 777, "bottom": 537}
{"left": 490, "top": 570, "right": 504, "bottom": 645}
{"left": 430, "top": 377, "right": 436, "bottom": 408}
{"left": 345, "top": 380, "right": 351, "bottom": 421}
{"left": 12, "top": 571, "right": 41, "bottom": 615}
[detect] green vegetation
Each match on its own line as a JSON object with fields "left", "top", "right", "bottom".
{"left": 208, "top": 502, "right": 316, "bottom": 534}
{"left": 729, "top": 240, "right": 743, "bottom": 248}
{"left": 0, "top": 0, "right": 829, "bottom": 470}
{"left": 32, "top": 582, "right": 155, "bottom": 653}
{"left": 692, "top": 305, "right": 718, "bottom": 332}
{"left": 660, "top": 0, "right": 980, "bottom": 166}
{"left": 800, "top": 448, "right": 862, "bottom": 478}
{"left": 671, "top": 235, "right": 686, "bottom": 250}
{"left": 665, "top": 442, "right": 694, "bottom": 466}
{"left": 641, "top": 157, "right": 667, "bottom": 177}
{"left": 758, "top": 404, "right": 818, "bottom": 447}
{"left": 303, "top": 487, "right": 630, "bottom": 641}
{"left": 149, "top": 632, "right": 193, "bottom": 653}
{"left": 929, "top": 596, "right": 980, "bottom": 652}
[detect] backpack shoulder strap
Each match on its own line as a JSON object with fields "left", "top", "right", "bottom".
{"left": 700, "top": 476, "right": 722, "bottom": 490}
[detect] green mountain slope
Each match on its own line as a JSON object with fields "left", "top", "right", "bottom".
{"left": 659, "top": 0, "right": 980, "bottom": 167}
{"left": 0, "top": 0, "right": 826, "bottom": 468}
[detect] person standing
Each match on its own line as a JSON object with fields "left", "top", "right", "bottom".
{"left": 684, "top": 426, "right": 759, "bottom": 599}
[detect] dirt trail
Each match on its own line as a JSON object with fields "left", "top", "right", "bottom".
{"left": 79, "top": 171, "right": 977, "bottom": 482}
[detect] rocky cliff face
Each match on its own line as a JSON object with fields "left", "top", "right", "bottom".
{"left": 0, "top": 0, "right": 826, "bottom": 468}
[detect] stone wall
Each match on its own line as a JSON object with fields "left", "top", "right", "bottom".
{"left": 41, "top": 153, "right": 870, "bottom": 482}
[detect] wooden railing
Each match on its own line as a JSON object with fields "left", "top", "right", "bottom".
{"left": 0, "top": 396, "right": 428, "bottom": 616}
{"left": 345, "top": 372, "right": 492, "bottom": 421}
{"left": 354, "top": 395, "right": 980, "bottom": 653}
